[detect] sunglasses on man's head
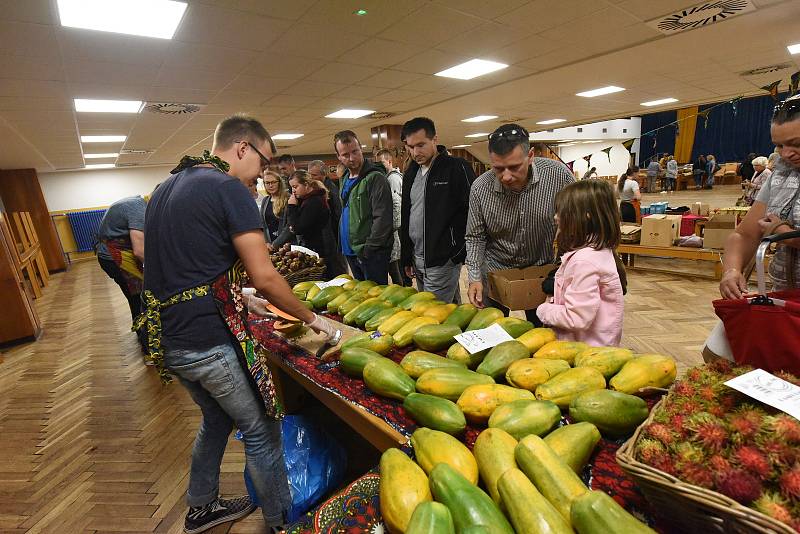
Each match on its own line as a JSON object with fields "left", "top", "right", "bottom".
{"left": 488, "top": 127, "right": 530, "bottom": 141}
{"left": 774, "top": 96, "right": 800, "bottom": 121}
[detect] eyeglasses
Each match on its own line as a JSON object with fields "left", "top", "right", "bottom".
{"left": 263, "top": 180, "right": 279, "bottom": 186}
{"left": 488, "top": 127, "right": 530, "bottom": 141}
{"left": 236, "top": 140, "right": 271, "bottom": 170}
{"left": 774, "top": 96, "right": 800, "bottom": 121}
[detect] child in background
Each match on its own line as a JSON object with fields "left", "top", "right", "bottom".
{"left": 537, "top": 180, "right": 625, "bottom": 346}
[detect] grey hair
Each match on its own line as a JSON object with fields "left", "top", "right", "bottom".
{"left": 752, "top": 156, "right": 769, "bottom": 167}
{"left": 307, "top": 159, "right": 326, "bottom": 172}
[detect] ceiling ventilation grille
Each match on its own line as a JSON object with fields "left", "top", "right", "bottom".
{"left": 368, "top": 111, "right": 395, "bottom": 119}
{"left": 142, "top": 102, "right": 204, "bottom": 115}
{"left": 740, "top": 63, "right": 793, "bottom": 76}
{"left": 646, "top": 0, "right": 755, "bottom": 35}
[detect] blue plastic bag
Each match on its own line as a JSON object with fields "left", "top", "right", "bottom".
{"left": 240, "top": 415, "right": 347, "bottom": 522}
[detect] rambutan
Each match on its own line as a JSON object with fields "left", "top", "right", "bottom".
{"left": 779, "top": 464, "right": 800, "bottom": 500}
{"left": 772, "top": 415, "right": 800, "bottom": 445}
{"left": 709, "top": 454, "right": 732, "bottom": 472}
{"left": 698, "top": 384, "right": 718, "bottom": 402}
{"left": 734, "top": 446, "right": 772, "bottom": 480}
{"left": 675, "top": 442, "right": 706, "bottom": 465}
{"left": 687, "top": 367, "right": 703, "bottom": 382}
{"left": 709, "top": 359, "right": 733, "bottom": 374}
{"left": 715, "top": 469, "right": 763, "bottom": 504}
{"left": 673, "top": 381, "right": 696, "bottom": 398}
{"left": 775, "top": 371, "right": 800, "bottom": 388}
{"left": 679, "top": 463, "right": 715, "bottom": 488}
{"left": 729, "top": 407, "right": 763, "bottom": 441}
{"left": 677, "top": 399, "right": 703, "bottom": 416}
{"left": 688, "top": 414, "right": 729, "bottom": 453}
{"left": 651, "top": 454, "right": 677, "bottom": 476}
{"left": 754, "top": 491, "right": 794, "bottom": 525}
{"left": 643, "top": 422, "right": 676, "bottom": 446}
{"left": 708, "top": 405, "right": 727, "bottom": 418}
{"left": 760, "top": 438, "right": 799, "bottom": 468}
{"left": 635, "top": 438, "right": 665, "bottom": 464}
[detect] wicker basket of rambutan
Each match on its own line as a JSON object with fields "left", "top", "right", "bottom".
{"left": 617, "top": 359, "right": 800, "bottom": 534}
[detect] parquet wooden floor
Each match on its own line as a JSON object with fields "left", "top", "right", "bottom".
{"left": 1, "top": 228, "right": 728, "bottom": 531}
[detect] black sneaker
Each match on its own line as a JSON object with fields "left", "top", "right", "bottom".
{"left": 184, "top": 495, "right": 256, "bottom": 534}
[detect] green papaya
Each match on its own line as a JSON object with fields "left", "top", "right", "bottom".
{"left": 493, "top": 317, "right": 535, "bottom": 338}
{"left": 401, "top": 351, "right": 466, "bottom": 379}
{"left": 403, "top": 393, "right": 466, "bottom": 435}
{"left": 363, "top": 359, "right": 415, "bottom": 400}
{"left": 310, "top": 285, "right": 345, "bottom": 309}
{"left": 443, "top": 303, "right": 479, "bottom": 330}
{"left": 476, "top": 340, "right": 530, "bottom": 379}
{"left": 339, "top": 347, "right": 384, "bottom": 377}
{"left": 412, "top": 324, "right": 462, "bottom": 352}
{"left": 340, "top": 331, "right": 394, "bottom": 355}
{"left": 365, "top": 306, "right": 402, "bottom": 331}
{"left": 466, "top": 307, "right": 504, "bottom": 330}
{"left": 447, "top": 342, "right": 489, "bottom": 369}
{"left": 488, "top": 399, "right": 562, "bottom": 440}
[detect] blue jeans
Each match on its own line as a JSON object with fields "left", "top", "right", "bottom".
{"left": 165, "top": 343, "right": 291, "bottom": 526}
{"left": 346, "top": 248, "right": 390, "bottom": 284}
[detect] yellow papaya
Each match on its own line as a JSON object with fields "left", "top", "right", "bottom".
{"left": 505, "top": 358, "right": 571, "bottom": 392}
{"left": 411, "top": 427, "right": 479, "bottom": 485}
{"left": 535, "top": 367, "right": 606, "bottom": 409}
{"left": 609, "top": 354, "right": 677, "bottom": 394}
{"left": 534, "top": 340, "right": 589, "bottom": 365}
{"left": 516, "top": 328, "right": 557, "bottom": 354}
{"left": 380, "top": 448, "right": 432, "bottom": 534}
{"left": 457, "top": 383, "right": 535, "bottom": 424}
{"left": 394, "top": 316, "right": 439, "bottom": 347}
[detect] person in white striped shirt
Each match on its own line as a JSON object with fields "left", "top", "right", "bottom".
{"left": 465, "top": 124, "right": 575, "bottom": 323}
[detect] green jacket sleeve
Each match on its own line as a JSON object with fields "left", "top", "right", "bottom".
{"left": 363, "top": 171, "right": 394, "bottom": 256}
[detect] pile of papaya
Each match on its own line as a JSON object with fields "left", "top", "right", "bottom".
{"left": 380, "top": 427, "right": 657, "bottom": 533}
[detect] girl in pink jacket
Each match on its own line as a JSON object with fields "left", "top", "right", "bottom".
{"left": 537, "top": 180, "right": 624, "bottom": 346}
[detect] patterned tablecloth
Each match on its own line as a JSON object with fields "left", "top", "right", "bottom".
{"left": 249, "top": 317, "right": 661, "bottom": 533}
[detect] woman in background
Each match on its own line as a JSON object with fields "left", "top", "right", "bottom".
{"left": 260, "top": 170, "right": 293, "bottom": 247}
{"left": 693, "top": 154, "right": 707, "bottom": 190}
{"left": 286, "top": 171, "right": 347, "bottom": 278}
{"left": 617, "top": 166, "right": 641, "bottom": 223}
{"left": 744, "top": 156, "right": 772, "bottom": 206}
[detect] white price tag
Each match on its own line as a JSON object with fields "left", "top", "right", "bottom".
{"left": 291, "top": 245, "right": 320, "bottom": 258}
{"left": 725, "top": 369, "right": 800, "bottom": 421}
{"left": 453, "top": 323, "right": 513, "bottom": 354}
{"left": 314, "top": 278, "right": 350, "bottom": 289}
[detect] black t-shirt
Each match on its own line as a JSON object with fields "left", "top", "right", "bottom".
{"left": 144, "top": 166, "right": 263, "bottom": 351}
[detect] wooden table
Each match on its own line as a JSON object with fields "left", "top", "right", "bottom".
{"left": 264, "top": 328, "right": 408, "bottom": 453}
{"left": 618, "top": 243, "right": 723, "bottom": 279}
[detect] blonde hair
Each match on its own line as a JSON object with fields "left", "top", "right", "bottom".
{"left": 263, "top": 170, "right": 288, "bottom": 215}
{"left": 289, "top": 170, "right": 328, "bottom": 199}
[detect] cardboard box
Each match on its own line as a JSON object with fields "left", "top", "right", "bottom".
{"left": 621, "top": 224, "right": 641, "bottom": 244}
{"left": 640, "top": 215, "right": 678, "bottom": 247}
{"left": 691, "top": 202, "right": 710, "bottom": 216}
{"left": 703, "top": 212, "right": 737, "bottom": 249}
{"left": 488, "top": 264, "right": 555, "bottom": 311}
{"left": 663, "top": 215, "right": 683, "bottom": 240}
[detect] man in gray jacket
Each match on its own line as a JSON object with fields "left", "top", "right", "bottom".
{"left": 376, "top": 148, "right": 408, "bottom": 286}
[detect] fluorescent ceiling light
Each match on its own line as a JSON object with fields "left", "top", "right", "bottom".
{"left": 559, "top": 143, "right": 577, "bottom": 147}
{"left": 435, "top": 59, "right": 508, "bottom": 80}
{"left": 325, "top": 109, "right": 374, "bottom": 119}
{"left": 57, "top": 0, "right": 187, "bottom": 40}
{"left": 272, "top": 133, "right": 304, "bottom": 140}
{"left": 84, "top": 153, "right": 119, "bottom": 159}
{"left": 81, "top": 135, "right": 127, "bottom": 143}
{"left": 451, "top": 144, "right": 472, "bottom": 148}
{"left": 581, "top": 140, "right": 601, "bottom": 144}
{"left": 74, "top": 98, "right": 143, "bottom": 113}
{"left": 465, "top": 132, "right": 490, "bottom": 138}
{"left": 788, "top": 43, "right": 800, "bottom": 55}
{"left": 85, "top": 163, "right": 116, "bottom": 169}
{"left": 536, "top": 119, "right": 566, "bottom": 125}
{"left": 641, "top": 97, "right": 678, "bottom": 107}
{"left": 576, "top": 86, "right": 625, "bottom": 98}
{"left": 462, "top": 115, "right": 498, "bottom": 123}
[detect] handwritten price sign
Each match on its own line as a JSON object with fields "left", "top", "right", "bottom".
{"left": 453, "top": 323, "right": 513, "bottom": 354}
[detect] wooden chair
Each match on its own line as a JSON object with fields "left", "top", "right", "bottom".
{"left": 7, "top": 212, "right": 45, "bottom": 298}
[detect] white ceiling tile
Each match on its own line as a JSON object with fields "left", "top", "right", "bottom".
{"left": 431, "top": 0, "right": 530, "bottom": 20}
{"left": 341, "top": 38, "right": 428, "bottom": 69}
{"left": 162, "top": 42, "right": 257, "bottom": 77}
{"left": 613, "top": 0, "right": 698, "bottom": 21}
{"left": 265, "top": 94, "right": 321, "bottom": 108}
{"left": 306, "top": 63, "right": 382, "bottom": 85}
{"left": 211, "top": 90, "right": 272, "bottom": 107}
{"left": 0, "top": 96, "right": 72, "bottom": 111}
{"left": 65, "top": 59, "right": 159, "bottom": 87}
{"left": 495, "top": 0, "right": 607, "bottom": 30}
{"left": 67, "top": 82, "right": 150, "bottom": 101}
{"left": 194, "top": 0, "right": 317, "bottom": 20}
{"left": 267, "top": 24, "right": 368, "bottom": 60}
{"left": 435, "top": 22, "right": 520, "bottom": 57}
{"left": 174, "top": 3, "right": 286, "bottom": 51}
{"left": 539, "top": 7, "right": 641, "bottom": 41}
{"left": 145, "top": 87, "right": 218, "bottom": 105}
{"left": 76, "top": 114, "right": 139, "bottom": 131}
{"left": 286, "top": 80, "right": 348, "bottom": 98}
{"left": 0, "top": 54, "right": 65, "bottom": 81}
{"left": 358, "top": 69, "right": 426, "bottom": 89}
{"left": 299, "top": 0, "right": 427, "bottom": 35}
{"left": 0, "top": 21, "right": 58, "bottom": 58}
{"left": 57, "top": 29, "right": 170, "bottom": 66}
{"left": 373, "top": 88, "right": 429, "bottom": 102}
{"left": 0, "top": 79, "right": 68, "bottom": 99}
{"left": 381, "top": 4, "right": 484, "bottom": 46}
{"left": 155, "top": 68, "right": 232, "bottom": 92}
{"left": 392, "top": 50, "right": 470, "bottom": 76}
{"left": 0, "top": 0, "right": 53, "bottom": 24}
{"left": 248, "top": 54, "right": 327, "bottom": 80}
{"left": 226, "top": 75, "right": 297, "bottom": 94}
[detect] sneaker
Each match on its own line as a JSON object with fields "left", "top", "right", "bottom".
{"left": 184, "top": 496, "right": 256, "bottom": 534}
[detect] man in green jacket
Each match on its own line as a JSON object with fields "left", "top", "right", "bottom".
{"left": 334, "top": 130, "right": 394, "bottom": 283}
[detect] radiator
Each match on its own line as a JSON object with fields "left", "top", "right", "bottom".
{"left": 66, "top": 209, "right": 106, "bottom": 252}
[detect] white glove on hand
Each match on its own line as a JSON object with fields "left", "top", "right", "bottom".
{"left": 244, "top": 294, "right": 271, "bottom": 316}
{"left": 307, "top": 313, "right": 340, "bottom": 342}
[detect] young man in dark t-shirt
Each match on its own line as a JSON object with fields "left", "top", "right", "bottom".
{"left": 144, "top": 115, "right": 337, "bottom": 534}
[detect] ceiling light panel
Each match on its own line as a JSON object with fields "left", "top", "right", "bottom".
{"left": 576, "top": 86, "right": 625, "bottom": 98}
{"left": 435, "top": 59, "right": 508, "bottom": 80}
{"left": 272, "top": 133, "right": 304, "bottom": 140}
{"left": 788, "top": 43, "right": 800, "bottom": 55}
{"left": 325, "top": 109, "right": 374, "bottom": 119}
{"left": 462, "top": 115, "right": 498, "bottom": 123}
{"left": 57, "top": 0, "right": 188, "bottom": 40}
{"left": 641, "top": 98, "right": 678, "bottom": 107}
{"left": 536, "top": 119, "right": 566, "bottom": 125}
{"left": 464, "top": 133, "right": 490, "bottom": 138}
{"left": 74, "top": 99, "right": 143, "bottom": 113}
{"left": 81, "top": 135, "right": 127, "bottom": 143}
{"left": 451, "top": 144, "right": 472, "bottom": 148}
{"left": 84, "top": 153, "right": 119, "bottom": 159}
{"left": 85, "top": 163, "right": 116, "bottom": 169}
